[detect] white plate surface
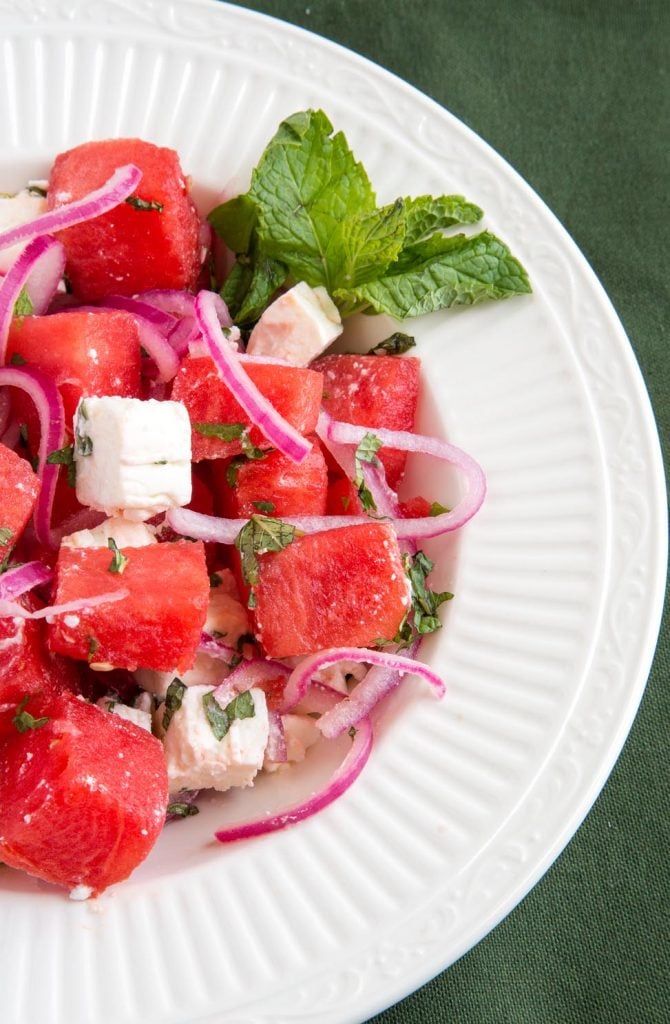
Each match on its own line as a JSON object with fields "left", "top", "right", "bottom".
{"left": 0, "top": 2, "right": 666, "bottom": 1023}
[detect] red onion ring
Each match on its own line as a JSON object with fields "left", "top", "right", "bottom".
{"left": 0, "top": 561, "right": 52, "bottom": 602}
{"left": 214, "top": 716, "right": 373, "bottom": 842}
{"left": 0, "top": 588, "right": 128, "bottom": 621}
{"left": 213, "top": 657, "right": 290, "bottom": 707}
{"left": 266, "top": 710, "right": 288, "bottom": 763}
{"left": 280, "top": 646, "right": 445, "bottom": 713}
{"left": 195, "top": 290, "right": 312, "bottom": 464}
{"left": 138, "top": 289, "right": 233, "bottom": 329}
{"left": 102, "top": 295, "right": 177, "bottom": 334}
{"left": 324, "top": 418, "right": 486, "bottom": 539}
{"left": 0, "top": 365, "right": 65, "bottom": 549}
{"left": 0, "top": 164, "right": 142, "bottom": 252}
{"left": 316, "top": 640, "right": 422, "bottom": 739}
{"left": 0, "top": 236, "right": 66, "bottom": 363}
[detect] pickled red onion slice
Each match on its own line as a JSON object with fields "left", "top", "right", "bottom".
{"left": 0, "top": 235, "right": 66, "bottom": 363}
{"left": 281, "top": 647, "right": 444, "bottom": 713}
{"left": 0, "top": 164, "right": 142, "bottom": 252}
{"left": 194, "top": 290, "right": 312, "bottom": 464}
{"left": 0, "top": 562, "right": 53, "bottom": 602}
{"left": 0, "top": 364, "right": 65, "bottom": 549}
{"left": 266, "top": 711, "right": 288, "bottom": 763}
{"left": 214, "top": 717, "right": 373, "bottom": 843}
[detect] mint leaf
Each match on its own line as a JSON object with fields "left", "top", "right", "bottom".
{"left": 0, "top": 527, "right": 13, "bottom": 546}
{"left": 167, "top": 802, "right": 200, "bottom": 818}
{"left": 252, "top": 500, "right": 275, "bottom": 514}
{"left": 13, "top": 287, "right": 33, "bottom": 317}
{"left": 163, "top": 678, "right": 186, "bottom": 731}
{"left": 12, "top": 696, "right": 49, "bottom": 734}
{"left": 353, "top": 432, "right": 383, "bottom": 513}
{"left": 339, "top": 231, "right": 531, "bottom": 320}
{"left": 402, "top": 194, "right": 483, "bottom": 245}
{"left": 202, "top": 689, "right": 255, "bottom": 741}
{"left": 208, "top": 194, "right": 257, "bottom": 254}
{"left": 367, "top": 332, "right": 416, "bottom": 356}
{"left": 194, "top": 422, "right": 246, "bottom": 442}
{"left": 221, "top": 249, "right": 287, "bottom": 324}
{"left": 46, "top": 444, "right": 76, "bottom": 487}
{"left": 404, "top": 551, "right": 453, "bottom": 635}
{"left": 107, "top": 538, "right": 128, "bottom": 575}
{"left": 429, "top": 501, "right": 451, "bottom": 516}
{"left": 235, "top": 514, "right": 300, "bottom": 590}
{"left": 125, "top": 196, "right": 163, "bottom": 212}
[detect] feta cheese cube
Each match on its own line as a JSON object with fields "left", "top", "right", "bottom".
{"left": 0, "top": 190, "right": 48, "bottom": 273}
{"left": 96, "top": 698, "right": 152, "bottom": 732}
{"left": 246, "top": 281, "right": 342, "bottom": 365}
{"left": 73, "top": 397, "right": 192, "bottom": 521}
{"left": 156, "top": 685, "right": 269, "bottom": 794}
{"left": 62, "top": 515, "right": 157, "bottom": 550}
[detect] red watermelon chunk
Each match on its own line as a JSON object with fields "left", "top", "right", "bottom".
{"left": 7, "top": 309, "right": 142, "bottom": 441}
{"left": 48, "top": 539, "right": 209, "bottom": 673}
{"left": 315, "top": 354, "right": 420, "bottom": 487}
{"left": 252, "top": 522, "right": 410, "bottom": 658}
{"left": 214, "top": 442, "right": 328, "bottom": 518}
{"left": 172, "top": 355, "right": 323, "bottom": 461}
{"left": 0, "top": 692, "right": 168, "bottom": 895}
{"left": 0, "top": 442, "right": 40, "bottom": 561}
{"left": 47, "top": 138, "right": 202, "bottom": 301}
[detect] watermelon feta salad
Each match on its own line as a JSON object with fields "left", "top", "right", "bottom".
{"left": 0, "top": 111, "right": 530, "bottom": 898}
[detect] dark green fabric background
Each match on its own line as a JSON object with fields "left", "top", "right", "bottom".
{"left": 224, "top": 2, "right": 669, "bottom": 1021}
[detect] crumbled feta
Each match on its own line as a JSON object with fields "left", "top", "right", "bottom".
{"left": 246, "top": 281, "right": 342, "bottom": 365}
{"left": 156, "top": 685, "right": 269, "bottom": 793}
{"left": 62, "top": 515, "right": 157, "bottom": 550}
{"left": 264, "top": 713, "right": 321, "bottom": 773}
{"left": 96, "top": 698, "right": 152, "bottom": 732}
{"left": 69, "top": 884, "right": 93, "bottom": 901}
{"left": 312, "top": 660, "right": 367, "bottom": 695}
{"left": 0, "top": 190, "right": 48, "bottom": 273}
{"left": 73, "top": 397, "right": 192, "bottom": 521}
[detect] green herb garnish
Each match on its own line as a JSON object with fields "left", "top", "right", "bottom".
{"left": 252, "top": 500, "right": 275, "bottom": 514}
{"left": 404, "top": 550, "right": 453, "bottom": 636}
{"left": 353, "top": 432, "right": 383, "bottom": 513}
{"left": 125, "top": 196, "right": 164, "bottom": 212}
{"left": 46, "top": 444, "right": 76, "bottom": 487}
{"left": 107, "top": 538, "right": 129, "bottom": 575}
{"left": 194, "top": 421, "right": 247, "bottom": 442}
{"left": 209, "top": 109, "right": 530, "bottom": 324}
{"left": 12, "top": 695, "right": 49, "bottom": 734}
{"left": 429, "top": 501, "right": 451, "bottom": 516}
{"left": 13, "top": 288, "right": 33, "bottom": 317}
{"left": 9, "top": 352, "right": 27, "bottom": 365}
{"left": 367, "top": 332, "right": 416, "bottom": 356}
{"left": 0, "top": 527, "right": 13, "bottom": 547}
{"left": 202, "top": 689, "right": 255, "bottom": 742}
{"left": 87, "top": 636, "right": 100, "bottom": 661}
{"left": 167, "top": 802, "right": 200, "bottom": 818}
{"left": 162, "top": 678, "right": 186, "bottom": 731}
{"left": 234, "top": 514, "right": 300, "bottom": 593}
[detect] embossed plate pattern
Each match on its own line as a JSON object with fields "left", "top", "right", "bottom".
{"left": 0, "top": 2, "right": 666, "bottom": 1023}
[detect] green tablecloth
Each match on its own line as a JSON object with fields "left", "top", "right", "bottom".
{"left": 226, "top": 1, "right": 669, "bottom": 1020}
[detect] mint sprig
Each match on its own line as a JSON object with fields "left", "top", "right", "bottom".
{"left": 209, "top": 110, "right": 530, "bottom": 324}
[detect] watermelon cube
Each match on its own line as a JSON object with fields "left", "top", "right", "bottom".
{"left": 252, "top": 522, "right": 410, "bottom": 658}
{"left": 7, "top": 309, "right": 142, "bottom": 439}
{"left": 47, "top": 138, "right": 202, "bottom": 301}
{"left": 0, "top": 692, "right": 168, "bottom": 894}
{"left": 172, "top": 355, "right": 323, "bottom": 461}
{"left": 315, "top": 354, "right": 420, "bottom": 487}
{"left": 48, "top": 539, "right": 209, "bottom": 673}
{"left": 0, "top": 442, "right": 40, "bottom": 561}
{"left": 214, "top": 442, "right": 328, "bottom": 518}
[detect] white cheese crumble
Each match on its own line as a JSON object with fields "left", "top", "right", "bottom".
{"left": 156, "top": 685, "right": 269, "bottom": 794}
{"left": 73, "top": 396, "right": 192, "bottom": 521}
{"left": 62, "top": 516, "right": 157, "bottom": 550}
{"left": 246, "top": 281, "right": 342, "bottom": 365}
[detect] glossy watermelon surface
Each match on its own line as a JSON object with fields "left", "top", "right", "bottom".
{"left": 47, "top": 138, "right": 201, "bottom": 300}
{"left": 315, "top": 354, "right": 420, "bottom": 487}
{"left": 7, "top": 309, "right": 142, "bottom": 442}
{"left": 48, "top": 539, "right": 209, "bottom": 673}
{"left": 0, "top": 442, "right": 40, "bottom": 562}
{"left": 172, "top": 356, "right": 323, "bottom": 461}
{"left": 0, "top": 692, "right": 168, "bottom": 894}
{"left": 214, "top": 442, "right": 328, "bottom": 518}
{"left": 252, "top": 522, "right": 409, "bottom": 658}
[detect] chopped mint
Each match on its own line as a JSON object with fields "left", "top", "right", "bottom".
{"left": 367, "top": 332, "right": 416, "bottom": 356}
{"left": 0, "top": 527, "right": 13, "bottom": 547}
{"left": 9, "top": 352, "right": 27, "bottom": 365}
{"left": 46, "top": 444, "right": 76, "bottom": 487}
{"left": 87, "top": 636, "right": 99, "bottom": 662}
{"left": 125, "top": 196, "right": 163, "bottom": 212}
{"left": 107, "top": 538, "right": 128, "bottom": 575}
{"left": 429, "top": 501, "right": 451, "bottom": 516}
{"left": 194, "top": 422, "right": 246, "bottom": 442}
{"left": 353, "top": 432, "right": 383, "bottom": 513}
{"left": 12, "top": 695, "right": 49, "bottom": 734}
{"left": 252, "top": 500, "right": 275, "bottom": 514}
{"left": 13, "top": 288, "right": 33, "bottom": 317}
{"left": 404, "top": 550, "right": 453, "bottom": 636}
{"left": 202, "top": 689, "right": 255, "bottom": 742}
{"left": 235, "top": 514, "right": 301, "bottom": 590}
{"left": 163, "top": 678, "right": 186, "bottom": 731}
{"left": 167, "top": 802, "right": 200, "bottom": 818}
